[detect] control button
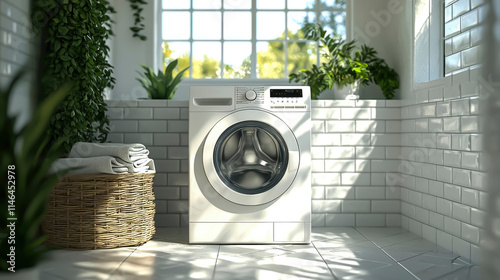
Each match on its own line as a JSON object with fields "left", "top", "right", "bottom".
{"left": 245, "top": 90, "right": 257, "bottom": 101}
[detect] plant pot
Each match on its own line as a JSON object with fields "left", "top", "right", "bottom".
{"left": 317, "top": 80, "right": 362, "bottom": 100}
{"left": 317, "top": 86, "right": 349, "bottom": 100}
{"left": 345, "top": 80, "right": 361, "bottom": 100}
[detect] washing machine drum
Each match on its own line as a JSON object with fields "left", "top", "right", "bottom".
{"left": 203, "top": 110, "right": 300, "bottom": 206}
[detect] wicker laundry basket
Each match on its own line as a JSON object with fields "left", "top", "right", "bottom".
{"left": 42, "top": 172, "right": 156, "bottom": 249}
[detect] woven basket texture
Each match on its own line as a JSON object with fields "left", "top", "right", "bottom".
{"left": 42, "top": 173, "right": 156, "bottom": 249}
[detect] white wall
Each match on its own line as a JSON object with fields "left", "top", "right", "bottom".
{"left": 350, "top": 0, "right": 412, "bottom": 99}
{"left": 109, "top": 0, "right": 157, "bottom": 100}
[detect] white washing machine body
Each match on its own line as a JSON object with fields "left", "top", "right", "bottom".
{"left": 189, "top": 86, "right": 311, "bottom": 244}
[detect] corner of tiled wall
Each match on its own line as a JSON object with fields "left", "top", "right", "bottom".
{"left": 401, "top": 65, "right": 485, "bottom": 264}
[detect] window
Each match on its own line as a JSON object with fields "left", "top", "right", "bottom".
{"left": 413, "top": 0, "right": 443, "bottom": 83}
{"left": 160, "top": 0, "right": 348, "bottom": 79}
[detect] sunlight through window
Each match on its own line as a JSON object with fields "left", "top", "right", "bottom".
{"left": 161, "top": 0, "right": 347, "bottom": 79}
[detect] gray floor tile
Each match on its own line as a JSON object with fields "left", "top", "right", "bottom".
{"left": 38, "top": 248, "right": 134, "bottom": 280}
{"left": 436, "top": 266, "right": 481, "bottom": 280}
{"left": 30, "top": 227, "right": 480, "bottom": 280}
{"left": 356, "top": 227, "right": 409, "bottom": 239}
{"left": 312, "top": 227, "right": 368, "bottom": 244}
{"left": 316, "top": 241, "right": 417, "bottom": 280}
{"left": 400, "top": 251, "right": 471, "bottom": 280}
{"left": 214, "top": 250, "right": 334, "bottom": 280}
{"left": 364, "top": 231, "right": 421, "bottom": 248}
{"left": 111, "top": 258, "right": 216, "bottom": 280}
{"left": 382, "top": 238, "right": 441, "bottom": 261}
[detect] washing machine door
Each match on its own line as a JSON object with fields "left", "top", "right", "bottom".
{"left": 203, "top": 110, "right": 300, "bottom": 206}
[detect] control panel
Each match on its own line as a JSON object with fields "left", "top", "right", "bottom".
{"left": 235, "top": 86, "right": 309, "bottom": 110}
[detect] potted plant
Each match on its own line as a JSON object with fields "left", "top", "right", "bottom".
{"left": 137, "top": 59, "right": 189, "bottom": 99}
{"left": 31, "top": 0, "right": 115, "bottom": 153}
{"left": 289, "top": 23, "right": 399, "bottom": 100}
{"left": 0, "top": 71, "right": 70, "bottom": 277}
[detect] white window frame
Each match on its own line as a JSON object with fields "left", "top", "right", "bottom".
{"left": 156, "top": 0, "right": 351, "bottom": 87}
{"left": 412, "top": 0, "right": 444, "bottom": 85}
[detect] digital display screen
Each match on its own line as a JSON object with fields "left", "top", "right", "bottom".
{"left": 270, "top": 89, "right": 303, "bottom": 98}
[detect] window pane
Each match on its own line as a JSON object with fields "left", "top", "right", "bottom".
{"left": 321, "top": 10, "right": 346, "bottom": 38}
{"left": 193, "top": 0, "right": 221, "bottom": 9}
{"left": 257, "top": 0, "right": 285, "bottom": 9}
{"left": 193, "top": 42, "right": 221, "bottom": 78}
{"left": 288, "top": 42, "right": 317, "bottom": 75}
{"left": 224, "top": 12, "right": 251, "bottom": 40}
{"left": 163, "top": 0, "right": 189, "bottom": 9}
{"left": 257, "top": 12, "right": 285, "bottom": 40}
{"left": 287, "top": 0, "right": 315, "bottom": 10}
{"left": 287, "top": 12, "right": 315, "bottom": 39}
{"left": 223, "top": 42, "right": 251, "bottom": 78}
{"left": 161, "top": 0, "right": 347, "bottom": 80}
{"left": 257, "top": 42, "right": 285, "bottom": 78}
{"left": 163, "top": 12, "right": 190, "bottom": 40}
{"left": 193, "top": 12, "right": 221, "bottom": 40}
{"left": 162, "top": 42, "right": 190, "bottom": 77}
{"left": 224, "top": 0, "right": 251, "bottom": 9}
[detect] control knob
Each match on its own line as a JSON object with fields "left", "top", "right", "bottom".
{"left": 245, "top": 90, "right": 257, "bottom": 101}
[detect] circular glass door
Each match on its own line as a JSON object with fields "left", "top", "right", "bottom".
{"left": 203, "top": 110, "right": 300, "bottom": 206}
{"left": 214, "top": 121, "right": 288, "bottom": 195}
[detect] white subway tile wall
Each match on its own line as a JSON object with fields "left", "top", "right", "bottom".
{"left": 107, "top": 100, "right": 190, "bottom": 227}
{"left": 107, "top": 100, "right": 404, "bottom": 230}
{"left": 0, "top": 0, "right": 34, "bottom": 85}
{"left": 401, "top": 65, "right": 485, "bottom": 264}
{"left": 311, "top": 101, "right": 403, "bottom": 227}
{"left": 444, "top": 0, "right": 484, "bottom": 75}
{"left": 0, "top": 0, "right": 35, "bottom": 127}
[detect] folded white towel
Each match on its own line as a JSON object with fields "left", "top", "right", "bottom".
{"left": 115, "top": 158, "right": 156, "bottom": 173}
{"left": 69, "top": 142, "right": 149, "bottom": 163}
{"left": 50, "top": 156, "right": 130, "bottom": 175}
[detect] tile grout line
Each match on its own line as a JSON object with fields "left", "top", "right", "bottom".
{"left": 211, "top": 245, "right": 221, "bottom": 280}
{"left": 353, "top": 228, "right": 421, "bottom": 280}
{"left": 311, "top": 240, "right": 340, "bottom": 280}
{"left": 107, "top": 246, "right": 140, "bottom": 280}
{"left": 429, "top": 266, "right": 474, "bottom": 280}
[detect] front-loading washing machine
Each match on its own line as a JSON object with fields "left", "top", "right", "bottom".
{"left": 189, "top": 86, "right": 311, "bottom": 244}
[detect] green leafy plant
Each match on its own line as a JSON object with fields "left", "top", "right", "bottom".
{"left": 128, "top": 0, "right": 147, "bottom": 41}
{"left": 137, "top": 59, "right": 189, "bottom": 99}
{"left": 0, "top": 71, "right": 70, "bottom": 272}
{"left": 289, "top": 23, "right": 399, "bottom": 99}
{"left": 32, "top": 0, "right": 115, "bottom": 153}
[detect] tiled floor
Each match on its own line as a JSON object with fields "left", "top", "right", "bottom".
{"left": 38, "top": 227, "right": 480, "bottom": 280}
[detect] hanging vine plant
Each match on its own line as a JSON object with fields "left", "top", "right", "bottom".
{"left": 32, "top": 0, "right": 115, "bottom": 153}
{"left": 128, "top": 0, "right": 147, "bottom": 41}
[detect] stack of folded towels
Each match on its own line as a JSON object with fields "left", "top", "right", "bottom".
{"left": 50, "top": 142, "right": 155, "bottom": 174}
